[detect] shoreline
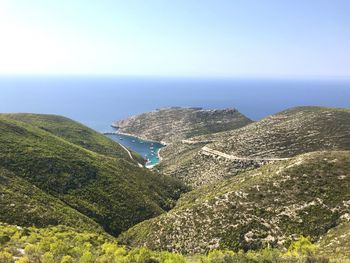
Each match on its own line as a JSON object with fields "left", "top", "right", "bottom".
{"left": 105, "top": 129, "right": 167, "bottom": 169}
{"left": 108, "top": 128, "right": 168, "bottom": 146}
{"left": 145, "top": 146, "right": 163, "bottom": 168}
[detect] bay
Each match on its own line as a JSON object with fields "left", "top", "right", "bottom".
{"left": 1, "top": 76, "right": 349, "bottom": 165}
{"left": 106, "top": 134, "right": 164, "bottom": 167}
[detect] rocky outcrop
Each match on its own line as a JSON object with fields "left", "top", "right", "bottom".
{"left": 113, "top": 107, "right": 252, "bottom": 143}
{"left": 158, "top": 107, "right": 350, "bottom": 187}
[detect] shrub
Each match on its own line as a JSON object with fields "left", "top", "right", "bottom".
{"left": 0, "top": 251, "right": 13, "bottom": 263}
{"left": 16, "top": 258, "right": 30, "bottom": 263}
{"left": 41, "top": 252, "right": 55, "bottom": 263}
{"left": 285, "top": 236, "right": 317, "bottom": 258}
{"left": 60, "top": 255, "right": 74, "bottom": 263}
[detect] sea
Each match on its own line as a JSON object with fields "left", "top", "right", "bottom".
{"left": 1, "top": 76, "right": 349, "bottom": 166}
{"left": 106, "top": 134, "right": 164, "bottom": 167}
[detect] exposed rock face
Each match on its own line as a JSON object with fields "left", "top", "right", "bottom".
{"left": 119, "top": 151, "right": 350, "bottom": 254}
{"left": 113, "top": 107, "right": 253, "bottom": 143}
{"left": 158, "top": 107, "right": 350, "bottom": 187}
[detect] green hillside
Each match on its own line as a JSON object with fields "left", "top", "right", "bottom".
{"left": 1, "top": 110, "right": 349, "bottom": 261}
{"left": 119, "top": 151, "right": 350, "bottom": 255}
{"left": 0, "top": 167, "right": 102, "bottom": 232}
{"left": 3, "top": 113, "right": 145, "bottom": 164}
{"left": 0, "top": 114, "right": 187, "bottom": 235}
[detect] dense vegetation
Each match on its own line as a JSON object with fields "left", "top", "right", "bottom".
{"left": 120, "top": 151, "right": 350, "bottom": 256}
{"left": 0, "top": 114, "right": 188, "bottom": 235}
{"left": 3, "top": 113, "right": 144, "bottom": 164}
{"left": 1, "top": 109, "right": 350, "bottom": 262}
{"left": 0, "top": 223, "right": 333, "bottom": 263}
{"left": 0, "top": 223, "right": 186, "bottom": 263}
{"left": 0, "top": 167, "right": 102, "bottom": 232}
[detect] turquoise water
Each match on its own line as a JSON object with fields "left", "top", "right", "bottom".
{"left": 106, "top": 134, "right": 165, "bottom": 167}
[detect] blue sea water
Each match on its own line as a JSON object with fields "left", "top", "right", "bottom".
{"left": 1, "top": 76, "right": 349, "bottom": 131}
{"left": 1, "top": 76, "right": 349, "bottom": 165}
{"left": 106, "top": 134, "right": 164, "bottom": 167}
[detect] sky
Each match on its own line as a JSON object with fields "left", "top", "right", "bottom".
{"left": 0, "top": 0, "right": 349, "bottom": 78}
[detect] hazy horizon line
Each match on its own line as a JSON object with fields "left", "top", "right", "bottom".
{"left": 1, "top": 73, "right": 350, "bottom": 82}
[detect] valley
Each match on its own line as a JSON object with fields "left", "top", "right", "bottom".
{"left": 2, "top": 1, "right": 349, "bottom": 261}
{"left": 1, "top": 106, "right": 350, "bottom": 262}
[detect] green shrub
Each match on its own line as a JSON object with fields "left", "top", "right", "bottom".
{"left": 60, "top": 255, "right": 74, "bottom": 263}
{"left": 0, "top": 223, "right": 337, "bottom": 263}
{"left": 16, "top": 258, "right": 30, "bottom": 263}
{"left": 285, "top": 236, "right": 317, "bottom": 258}
{"left": 0, "top": 251, "right": 13, "bottom": 263}
{"left": 158, "top": 251, "right": 187, "bottom": 263}
{"left": 41, "top": 252, "right": 55, "bottom": 263}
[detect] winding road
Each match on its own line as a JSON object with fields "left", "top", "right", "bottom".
{"left": 117, "top": 142, "right": 144, "bottom": 167}
{"left": 201, "top": 146, "right": 289, "bottom": 161}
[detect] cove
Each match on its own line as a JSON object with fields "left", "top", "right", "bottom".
{"left": 106, "top": 134, "right": 165, "bottom": 168}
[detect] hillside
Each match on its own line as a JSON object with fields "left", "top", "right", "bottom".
{"left": 207, "top": 106, "right": 350, "bottom": 158}
{"left": 0, "top": 114, "right": 188, "bottom": 235}
{"left": 113, "top": 107, "right": 252, "bottom": 143}
{"left": 0, "top": 223, "right": 188, "bottom": 262}
{"left": 158, "top": 106, "right": 350, "bottom": 187}
{"left": 317, "top": 220, "right": 350, "bottom": 261}
{"left": 3, "top": 113, "right": 145, "bottom": 164}
{"left": 119, "top": 151, "right": 350, "bottom": 255}
{"left": 1, "top": 111, "right": 349, "bottom": 262}
{"left": 0, "top": 167, "right": 102, "bottom": 232}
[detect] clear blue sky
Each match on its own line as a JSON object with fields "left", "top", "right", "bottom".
{"left": 0, "top": 0, "right": 349, "bottom": 78}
